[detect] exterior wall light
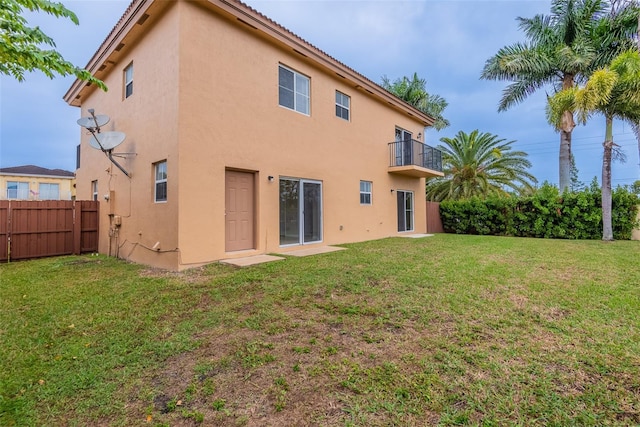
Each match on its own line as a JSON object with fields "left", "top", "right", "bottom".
{"left": 268, "top": 176, "right": 274, "bottom": 182}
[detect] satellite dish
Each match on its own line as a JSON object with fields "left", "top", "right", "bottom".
{"left": 77, "top": 114, "right": 110, "bottom": 129}
{"left": 89, "top": 131, "right": 126, "bottom": 151}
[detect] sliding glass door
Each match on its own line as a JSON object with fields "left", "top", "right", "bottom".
{"left": 280, "top": 178, "right": 323, "bottom": 245}
{"left": 397, "top": 190, "right": 414, "bottom": 232}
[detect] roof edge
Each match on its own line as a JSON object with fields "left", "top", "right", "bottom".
{"left": 63, "top": 0, "right": 436, "bottom": 127}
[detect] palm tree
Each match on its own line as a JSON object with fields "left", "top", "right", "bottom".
{"left": 547, "top": 50, "right": 640, "bottom": 240}
{"left": 425, "top": 130, "right": 538, "bottom": 201}
{"left": 381, "top": 73, "right": 450, "bottom": 131}
{"left": 611, "top": 0, "right": 640, "bottom": 174}
{"left": 481, "top": 0, "right": 637, "bottom": 192}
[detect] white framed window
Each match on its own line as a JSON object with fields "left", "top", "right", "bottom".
{"left": 39, "top": 183, "right": 59, "bottom": 200}
{"left": 91, "top": 180, "right": 98, "bottom": 201}
{"left": 154, "top": 161, "right": 167, "bottom": 203}
{"left": 360, "top": 181, "right": 372, "bottom": 205}
{"left": 124, "top": 62, "right": 134, "bottom": 99}
{"left": 7, "top": 181, "right": 29, "bottom": 199}
{"left": 278, "top": 64, "right": 310, "bottom": 115}
{"left": 336, "top": 91, "right": 350, "bottom": 121}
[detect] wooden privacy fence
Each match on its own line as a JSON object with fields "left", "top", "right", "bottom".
{"left": 426, "top": 201, "right": 443, "bottom": 233}
{"left": 0, "top": 200, "right": 99, "bottom": 262}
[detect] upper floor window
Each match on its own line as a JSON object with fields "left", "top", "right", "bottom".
{"left": 278, "top": 64, "right": 310, "bottom": 115}
{"left": 124, "top": 62, "right": 134, "bottom": 99}
{"left": 336, "top": 91, "right": 350, "bottom": 121}
{"left": 91, "top": 180, "right": 98, "bottom": 201}
{"left": 154, "top": 161, "right": 167, "bottom": 203}
{"left": 360, "top": 181, "right": 372, "bottom": 205}
{"left": 39, "top": 183, "right": 60, "bottom": 200}
{"left": 7, "top": 181, "right": 29, "bottom": 199}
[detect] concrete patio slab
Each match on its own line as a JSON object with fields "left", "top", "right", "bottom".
{"left": 398, "top": 234, "right": 434, "bottom": 238}
{"left": 278, "top": 245, "right": 347, "bottom": 257}
{"left": 220, "top": 254, "right": 285, "bottom": 267}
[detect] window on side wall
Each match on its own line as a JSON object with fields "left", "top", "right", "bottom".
{"left": 154, "top": 161, "right": 167, "bottom": 203}
{"left": 360, "top": 180, "right": 372, "bottom": 205}
{"left": 39, "top": 183, "right": 60, "bottom": 200}
{"left": 7, "top": 181, "right": 29, "bottom": 199}
{"left": 336, "top": 91, "right": 350, "bottom": 121}
{"left": 91, "top": 180, "right": 98, "bottom": 201}
{"left": 124, "top": 62, "right": 134, "bottom": 99}
{"left": 278, "top": 64, "right": 310, "bottom": 115}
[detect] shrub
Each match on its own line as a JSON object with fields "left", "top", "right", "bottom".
{"left": 439, "top": 183, "right": 639, "bottom": 240}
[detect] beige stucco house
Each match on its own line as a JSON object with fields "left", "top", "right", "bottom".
{"left": 0, "top": 165, "right": 75, "bottom": 201}
{"left": 64, "top": 0, "right": 444, "bottom": 270}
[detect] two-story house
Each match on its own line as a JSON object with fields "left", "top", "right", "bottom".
{"left": 0, "top": 165, "right": 75, "bottom": 201}
{"left": 64, "top": 0, "right": 443, "bottom": 270}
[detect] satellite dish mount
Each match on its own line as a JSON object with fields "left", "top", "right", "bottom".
{"left": 77, "top": 109, "right": 131, "bottom": 178}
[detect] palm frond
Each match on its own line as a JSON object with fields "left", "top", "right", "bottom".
{"left": 578, "top": 68, "right": 617, "bottom": 112}
{"left": 498, "top": 78, "right": 549, "bottom": 111}
{"left": 431, "top": 130, "right": 537, "bottom": 200}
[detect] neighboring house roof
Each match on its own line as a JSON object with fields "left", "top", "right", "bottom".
{"left": 0, "top": 165, "right": 75, "bottom": 178}
{"left": 63, "top": 0, "right": 435, "bottom": 127}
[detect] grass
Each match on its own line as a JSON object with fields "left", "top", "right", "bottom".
{"left": 1, "top": 234, "right": 639, "bottom": 426}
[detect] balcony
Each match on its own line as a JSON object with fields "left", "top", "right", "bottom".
{"left": 388, "top": 139, "right": 444, "bottom": 178}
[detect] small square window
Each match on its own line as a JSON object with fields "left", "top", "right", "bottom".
{"left": 360, "top": 180, "right": 372, "bottom": 205}
{"left": 336, "top": 91, "right": 350, "bottom": 121}
{"left": 154, "top": 161, "right": 167, "bottom": 203}
{"left": 124, "top": 62, "right": 133, "bottom": 99}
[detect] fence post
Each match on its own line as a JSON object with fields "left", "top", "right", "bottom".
{"left": 73, "top": 201, "right": 82, "bottom": 255}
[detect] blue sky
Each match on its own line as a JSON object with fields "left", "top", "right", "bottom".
{"left": 1, "top": 0, "right": 639, "bottom": 187}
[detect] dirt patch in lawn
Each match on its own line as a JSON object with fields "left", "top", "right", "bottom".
{"left": 123, "top": 306, "right": 442, "bottom": 426}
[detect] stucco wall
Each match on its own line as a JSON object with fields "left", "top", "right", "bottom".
{"left": 174, "top": 1, "right": 428, "bottom": 267}
{"left": 75, "top": 2, "right": 181, "bottom": 270}
{"left": 75, "top": 0, "right": 434, "bottom": 270}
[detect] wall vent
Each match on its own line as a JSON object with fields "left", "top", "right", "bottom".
{"left": 137, "top": 13, "right": 150, "bottom": 25}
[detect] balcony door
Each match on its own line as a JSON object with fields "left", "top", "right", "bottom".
{"left": 279, "top": 178, "right": 322, "bottom": 246}
{"left": 395, "top": 128, "right": 412, "bottom": 166}
{"left": 397, "top": 190, "right": 414, "bottom": 232}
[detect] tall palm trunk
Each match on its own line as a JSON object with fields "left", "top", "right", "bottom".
{"left": 602, "top": 116, "right": 614, "bottom": 241}
{"left": 559, "top": 129, "right": 573, "bottom": 192}
{"left": 559, "top": 74, "right": 576, "bottom": 193}
{"left": 637, "top": 10, "right": 640, "bottom": 172}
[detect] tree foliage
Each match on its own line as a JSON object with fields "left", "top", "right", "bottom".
{"left": 425, "top": 130, "right": 538, "bottom": 201}
{"left": 569, "top": 153, "right": 585, "bottom": 191}
{"left": 482, "top": 0, "right": 637, "bottom": 110}
{"left": 381, "top": 73, "right": 449, "bottom": 130}
{"left": 481, "top": 0, "right": 638, "bottom": 192}
{"left": 547, "top": 50, "right": 640, "bottom": 240}
{"left": 0, "top": 0, "right": 106, "bottom": 90}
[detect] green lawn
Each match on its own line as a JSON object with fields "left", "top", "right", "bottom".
{"left": 1, "top": 234, "right": 639, "bottom": 426}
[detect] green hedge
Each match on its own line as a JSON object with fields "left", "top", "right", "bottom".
{"left": 439, "top": 183, "right": 639, "bottom": 240}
